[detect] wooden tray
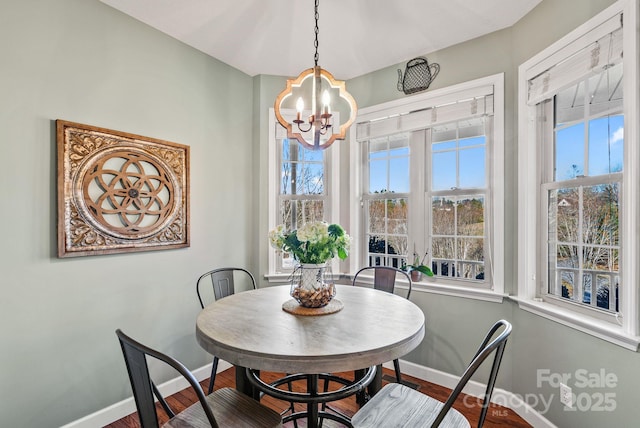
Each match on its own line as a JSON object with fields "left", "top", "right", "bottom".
{"left": 282, "top": 298, "right": 344, "bottom": 316}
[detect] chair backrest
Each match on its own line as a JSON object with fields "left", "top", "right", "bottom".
{"left": 433, "top": 319, "right": 512, "bottom": 428}
{"left": 196, "top": 267, "right": 256, "bottom": 309}
{"left": 115, "top": 329, "right": 220, "bottom": 428}
{"left": 352, "top": 266, "right": 412, "bottom": 299}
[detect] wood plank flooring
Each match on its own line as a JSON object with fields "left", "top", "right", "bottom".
{"left": 105, "top": 367, "right": 532, "bottom": 427}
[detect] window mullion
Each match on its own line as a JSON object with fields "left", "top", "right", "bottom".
{"left": 577, "top": 186, "right": 585, "bottom": 306}
{"left": 410, "top": 130, "right": 426, "bottom": 259}
{"left": 583, "top": 79, "right": 590, "bottom": 177}
{"left": 483, "top": 117, "right": 494, "bottom": 285}
{"left": 540, "top": 100, "right": 554, "bottom": 299}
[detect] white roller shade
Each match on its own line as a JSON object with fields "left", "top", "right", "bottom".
{"left": 356, "top": 88, "right": 494, "bottom": 141}
{"left": 527, "top": 14, "right": 623, "bottom": 105}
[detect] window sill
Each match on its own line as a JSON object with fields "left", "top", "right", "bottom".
{"left": 411, "top": 280, "right": 506, "bottom": 303}
{"left": 264, "top": 272, "right": 351, "bottom": 285}
{"left": 510, "top": 296, "right": 640, "bottom": 351}
{"left": 267, "top": 272, "right": 505, "bottom": 303}
{"left": 264, "top": 273, "right": 293, "bottom": 285}
{"left": 347, "top": 273, "right": 505, "bottom": 303}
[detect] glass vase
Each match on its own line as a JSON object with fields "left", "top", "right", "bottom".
{"left": 290, "top": 263, "right": 336, "bottom": 308}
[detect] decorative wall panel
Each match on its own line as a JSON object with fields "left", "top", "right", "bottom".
{"left": 56, "top": 120, "right": 190, "bottom": 257}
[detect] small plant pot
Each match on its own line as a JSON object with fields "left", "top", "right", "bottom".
{"left": 410, "top": 271, "right": 422, "bottom": 282}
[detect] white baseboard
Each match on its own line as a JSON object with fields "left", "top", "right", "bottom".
{"left": 64, "top": 358, "right": 553, "bottom": 428}
{"left": 387, "top": 359, "right": 557, "bottom": 428}
{"left": 60, "top": 360, "right": 232, "bottom": 428}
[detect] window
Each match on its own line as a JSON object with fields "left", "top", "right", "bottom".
{"left": 544, "top": 73, "right": 623, "bottom": 313}
{"left": 267, "top": 110, "right": 339, "bottom": 275}
{"left": 518, "top": 1, "right": 639, "bottom": 349}
{"left": 351, "top": 74, "right": 504, "bottom": 297}
{"left": 363, "top": 133, "right": 410, "bottom": 268}
{"left": 430, "top": 118, "right": 489, "bottom": 283}
{"left": 278, "top": 138, "right": 326, "bottom": 269}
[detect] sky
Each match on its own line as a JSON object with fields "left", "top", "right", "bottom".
{"left": 555, "top": 115, "right": 623, "bottom": 180}
{"left": 368, "top": 136, "right": 486, "bottom": 194}
{"left": 366, "top": 114, "right": 623, "bottom": 194}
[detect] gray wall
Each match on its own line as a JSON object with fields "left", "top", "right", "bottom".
{"left": 341, "top": 0, "right": 640, "bottom": 426}
{"left": 2, "top": 0, "right": 639, "bottom": 427}
{"left": 0, "top": 1, "right": 255, "bottom": 427}
{"left": 511, "top": 2, "right": 640, "bottom": 426}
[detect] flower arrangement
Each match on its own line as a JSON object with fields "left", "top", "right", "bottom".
{"left": 269, "top": 221, "right": 350, "bottom": 265}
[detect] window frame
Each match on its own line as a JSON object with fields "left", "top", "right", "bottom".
{"left": 349, "top": 73, "right": 505, "bottom": 302}
{"left": 517, "top": 0, "right": 640, "bottom": 350}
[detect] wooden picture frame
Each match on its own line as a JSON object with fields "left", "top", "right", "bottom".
{"left": 56, "top": 120, "right": 190, "bottom": 257}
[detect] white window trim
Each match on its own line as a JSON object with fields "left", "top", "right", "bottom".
{"left": 349, "top": 73, "right": 505, "bottom": 302}
{"left": 517, "top": 0, "right": 640, "bottom": 350}
{"left": 266, "top": 108, "right": 341, "bottom": 283}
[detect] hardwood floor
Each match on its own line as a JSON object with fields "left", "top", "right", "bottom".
{"left": 105, "top": 367, "right": 532, "bottom": 427}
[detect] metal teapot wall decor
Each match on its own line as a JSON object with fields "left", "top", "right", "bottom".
{"left": 397, "top": 57, "right": 440, "bottom": 95}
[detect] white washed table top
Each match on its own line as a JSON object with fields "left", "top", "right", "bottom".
{"left": 196, "top": 284, "right": 425, "bottom": 374}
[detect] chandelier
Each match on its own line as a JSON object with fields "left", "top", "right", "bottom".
{"left": 274, "top": 0, "right": 357, "bottom": 150}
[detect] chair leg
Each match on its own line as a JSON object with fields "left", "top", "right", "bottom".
{"left": 208, "top": 356, "right": 219, "bottom": 394}
{"left": 393, "top": 358, "right": 402, "bottom": 384}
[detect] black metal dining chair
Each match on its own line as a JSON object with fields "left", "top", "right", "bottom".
{"left": 196, "top": 267, "right": 256, "bottom": 393}
{"left": 115, "top": 329, "right": 282, "bottom": 428}
{"left": 319, "top": 266, "right": 413, "bottom": 424}
{"left": 350, "top": 319, "right": 512, "bottom": 428}
{"left": 196, "top": 267, "right": 298, "bottom": 426}
{"left": 196, "top": 267, "right": 256, "bottom": 309}
{"left": 353, "top": 266, "right": 413, "bottom": 383}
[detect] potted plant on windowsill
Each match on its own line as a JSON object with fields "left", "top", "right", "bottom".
{"left": 401, "top": 252, "right": 434, "bottom": 282}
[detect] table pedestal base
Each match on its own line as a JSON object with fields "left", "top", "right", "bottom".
{"left": 243, "top": 366, "right": 377, "bottom": 428}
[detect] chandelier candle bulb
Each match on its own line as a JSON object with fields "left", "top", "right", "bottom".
{"left": 296, "top": 97, "right": 304, "bottom": 121}
{"left": 322, "top": 90, "right": 330, "bottom": 115}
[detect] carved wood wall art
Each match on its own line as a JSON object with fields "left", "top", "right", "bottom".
{"left": 56, "top": 120, "right": 190, "bottom": 257}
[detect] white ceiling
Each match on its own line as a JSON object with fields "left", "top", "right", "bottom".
{"left": 100, "top": 0, "right": 542, "bottom": 80}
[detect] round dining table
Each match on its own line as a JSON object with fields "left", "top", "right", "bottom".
{"left": 195, "top": 284, "right": 425, "bottom": 427}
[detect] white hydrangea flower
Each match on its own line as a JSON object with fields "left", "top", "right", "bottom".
{"left": 268, "top": 220, "right": 350, "bottom": 264}
{"left": 268, "top": 224, "right": 286, "bottom": 249}
{"left": 297, "top": 221, "right": 328, "bottom": 243}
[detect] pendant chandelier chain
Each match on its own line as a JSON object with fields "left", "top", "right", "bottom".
{"left": 273, "top": 0, "right": 357, "bottom": 150}
{"left": 314, "top": 0, "right": 320, "bottom": 67}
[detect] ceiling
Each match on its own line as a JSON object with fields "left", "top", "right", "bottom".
{"left": 100, "top": 0, "right": 542, "bottom": 80}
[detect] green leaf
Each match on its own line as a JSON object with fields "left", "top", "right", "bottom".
{"left": 328, "top": 224, "right": 345, "bottom": 238}
{"left": 415, "top": 265, "right": 434, "bottom": 276}
{"left": 338, "top": 247, "right": 348, "bottom": 259}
